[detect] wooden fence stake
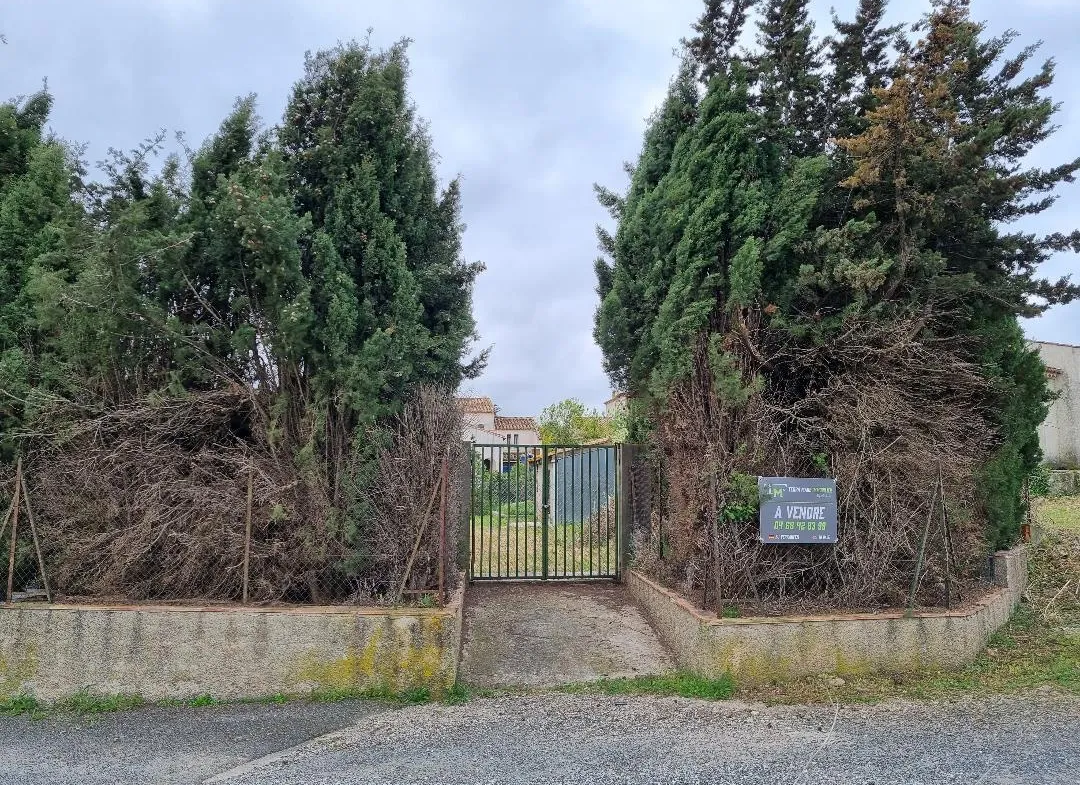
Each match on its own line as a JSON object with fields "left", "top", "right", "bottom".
{"left": 906, "top": 479, "right": 937, "bottom": 617}
{"left": 242, "top": 465, "right": 253, "bottom": 605}
{"left": 0, "top": 489, "right": 14, "bottom": 546}
{"left": 20, "top": 472, "right": 51, "bottom": 604}
{"left": 396, "top": 469, "right": 445, "bottom": 605}
{"left": 6, "top": 458, "right": 22, "bottom": 604}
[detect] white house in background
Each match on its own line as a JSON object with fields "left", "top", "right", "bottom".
{"left": 1030, "top": 340, "right": 1080, "bottom": 468}
{"left": 457, "top": 398, "right": 540, "bottom": 468}
{"left": 605, "top": 391, "right": 629, "bottom": 417}
{"left": 457, "top": 396, "right": 540, "bottom": 471}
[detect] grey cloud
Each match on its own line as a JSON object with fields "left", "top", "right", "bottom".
{"left": 2, "top": 0, "right": 1076, "bottom": 417}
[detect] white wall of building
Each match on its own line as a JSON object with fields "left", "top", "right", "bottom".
{"left": 491, "top": 427, "right": 540, "bottom": 445}
{"left": 462, "top": 411, "right": 496, "bottom": 441}
{"left": 1031, "top": 341, "right": 1080, "bottom": 468}
{"left": 605, "top": 392, "right": 628, "bottom": 417}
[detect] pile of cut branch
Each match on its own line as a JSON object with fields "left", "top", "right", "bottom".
{"left": 350, "top": 386, "right": 468, "bottom": 601}
{"left": 645, "top": 313, "right": 993, "bottom": 611}
{"left": 23, "top": 389, "right": 341, "bottom": 603}
{"left": 17, "top": 385, "right": 466, "bottom": 604}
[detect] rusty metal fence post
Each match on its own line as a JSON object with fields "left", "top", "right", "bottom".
{"left": 6, "top": 458, "right": 22, "bottom": 604}
{"left": 438, "top": 455, "right": 448, "bottom": 605}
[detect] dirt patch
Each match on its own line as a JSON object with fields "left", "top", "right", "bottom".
{"left": 458, "top": 582, "right": 674, "bottom": 688}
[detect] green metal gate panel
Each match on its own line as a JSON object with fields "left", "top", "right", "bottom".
{"left": 468, "top": 444, "right": 618, "bottom": 580}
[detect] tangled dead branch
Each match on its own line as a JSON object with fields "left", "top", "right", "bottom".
{"left": 351, "top": 386, "right": 468, "bottom": 600}
{"left": 643, "top": 313, "right": 994, "bottom": 610}
{"left": 13, "top": 385, "right": 466, "bottom": 604}
{"left": 21, "top": 389, "right": 342, "bottom": 602}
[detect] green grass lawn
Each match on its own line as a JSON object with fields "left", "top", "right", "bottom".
{"left": 469, "top": 518, "right": 615, "bottom": 578}
{"left": 1034, "top": 494, "right": 1080, "bottom": 531}
{"left": 558, "top": 672, "right": 736, "bottom": 701}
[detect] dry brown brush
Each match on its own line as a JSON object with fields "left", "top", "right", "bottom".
{"left": 350, "top": 386, "right": 468, "bottom": 601}
{"left": 642, "top": 313, "right": 994, "bottom": 612}
{"left": 15, "top": 385, "right": 465, "bottom": 604}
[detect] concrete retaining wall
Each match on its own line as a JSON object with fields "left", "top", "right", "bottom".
{"left": 1048, "top": 469, "right": 1080, "bottom": 497}
{"left": 0, "top": 584, "right": 464, "bottom": 703}
{"left": 628, "top": 548, "right": 1027, "bottom": 684}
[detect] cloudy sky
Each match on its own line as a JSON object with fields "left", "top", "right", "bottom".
{"left": 4, "top": 0, "right": 1077, "bottom": 417}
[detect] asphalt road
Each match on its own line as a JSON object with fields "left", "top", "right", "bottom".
{"left": 0, "top": 700, "right": 382, "bottom": 785}
{"left": 1, "top": 693, "right": 1076, "bottom": 784}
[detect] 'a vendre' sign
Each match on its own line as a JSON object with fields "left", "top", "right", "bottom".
{"left": 758, "top": 477, "right": 838, "bottom": 544}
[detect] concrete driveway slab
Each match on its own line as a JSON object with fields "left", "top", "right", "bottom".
{"left": 458, "top": 581, "right": 675, "bottom": 688}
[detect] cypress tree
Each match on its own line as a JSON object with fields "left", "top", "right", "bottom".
{"left": 684, "top": 0, "right": 755, "bottom": 80}
{"left": 596, "top": 0, "right": 1080, "bottom": 591}
{"left": 594, "top": 58, "right": 700, "bottom": 394}
{"left": 813, "top": 0, "right": 1078, "bottom": 544}
{"left": 0, "top": 91, "right": 84, "bottom": 459}
{"left": 755, "top": 0, "right": 827, "bottom": 158}
{"left": 0, "top": 39, "right": 484, "bottom": 599}
{"left": 278, "top": 41, "right": 482, "bottom": 432}
{"left": 597, "top": 61, "right": 825, "bottom": 402}
{"left": 827, "top": 0, "right": 901, "bottom": 139}
{"left": 648, "top": 69, "right": 827, "bottom": 397}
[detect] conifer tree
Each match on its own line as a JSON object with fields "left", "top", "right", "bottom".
{"left": 822, "top": 0, "right": 1079, "bottom": 543}
{"left": 2, "top": 41, "right": 483, "bottom": 518}
{"left": 646, "top": 69, "right": 825, "bottom": 397}
{"left": 53, "top": 136, "right": 189, "bottom": 403}
{"left": 278, "top": 41, "right": 483, "bottom": 437}
{"left": 596, "top": 0, "right": 1080, "bottom": 577}
{"left": 684, "top": 0, "right": 755, "bottom": 80}
{"left": 827, "top": 0, "right": 901, "bottom": 139}
{"left": 755, "top": 0, "right": 827, "bottom": 158}
{"left": 0, "top": 40, "right": 484, "bottom": 598}
{"left": 594, "top": 59, "right": 700, "bottom": 392}
{"left": 0, "top": 91, "right": 84, "bottom": 459}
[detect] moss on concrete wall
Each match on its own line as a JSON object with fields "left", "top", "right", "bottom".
{"left": 629, "top": 548, "right": 1027, "bottom": 685}
{"left": 292, "top": 615, "right": 454, "bottom": 695}
{"left": 0, "top": 644, "right": 38, "bottom": 700}
{"left": 0, "top": 586, "right": 464, "bottom": 703}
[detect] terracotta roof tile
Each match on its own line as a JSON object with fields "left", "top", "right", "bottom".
{"left": 457, "top": 397, "right": 495, "bottom": 414}
{"left": 494, "top": 416, "right": 537, "bottom": 431}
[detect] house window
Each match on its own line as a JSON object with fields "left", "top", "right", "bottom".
{"left": 513, "top": 434, "right": 519, "bottom": 445}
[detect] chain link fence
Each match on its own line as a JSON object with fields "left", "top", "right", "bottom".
{"left": 619, "top": 443, "right": 665, "bottom": 575}
{"left": 618, "top": 442, "right": 1004, "bottom": 614}
{"left": 0, "top": 451, "right": 471, "bottom": 608}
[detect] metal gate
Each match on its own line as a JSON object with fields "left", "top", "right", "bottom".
{"left": 468, "top": 443, "right": 618, "bottom": 580}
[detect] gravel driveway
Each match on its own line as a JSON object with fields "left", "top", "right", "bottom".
{"left": 2, "top": 692, "right": 1075, "bottom": 784}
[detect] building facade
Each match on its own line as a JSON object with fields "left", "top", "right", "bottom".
{"left": 1031, "top": 340, "right": 1080, "bottom": 468}
{"left": 457, "top": 397, "right": 540, "bottom": 470}
{"left": 604, "top": 391, "right": 629, "bottom": 417}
